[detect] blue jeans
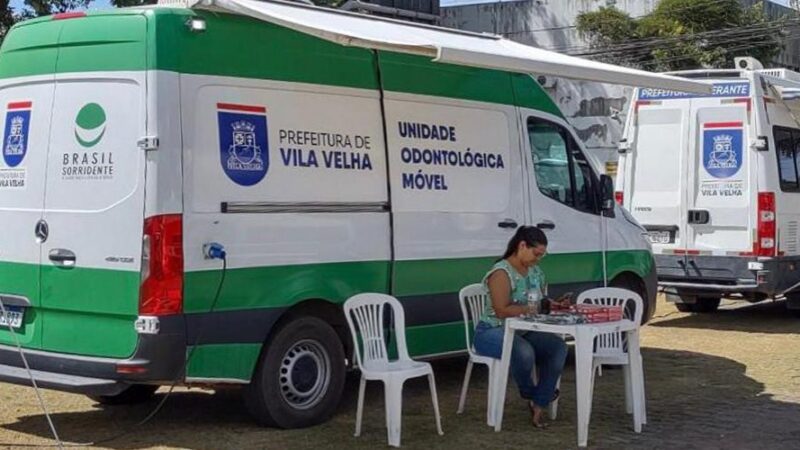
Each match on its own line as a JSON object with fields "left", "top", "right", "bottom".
{"left": 474, "top": 321, "right": 568, "bottom": 408}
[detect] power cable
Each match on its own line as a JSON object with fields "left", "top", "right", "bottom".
{"left": 555, "top": 16, "right": 799, "bottom": 56}
{"left": 636, "top": 33, "right": 800, "bottom": 69}
{"left": 0, "top": 253, "right": 228, "bottom": 448}
{"left": 585, "top": 26, "right": 794, "bottom": 65}
{"left": 0, "top": 301, "right": 62, "bottom": 449}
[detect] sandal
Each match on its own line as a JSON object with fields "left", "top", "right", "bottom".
{"left": 528, "top": 401, "right": 550, "bottom": 429}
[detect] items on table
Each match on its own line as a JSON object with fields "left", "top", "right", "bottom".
{"left": 546, "top": 303, "right": 624, "bottom": 323}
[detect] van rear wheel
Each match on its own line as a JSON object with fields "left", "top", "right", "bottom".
{"left": 88, "top": 384, "right": 158, "bottom": 405}
{"left": 244, "top": 316, "right": 345, "bottom": 428}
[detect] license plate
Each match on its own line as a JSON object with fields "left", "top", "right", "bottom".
{"left": 0, "top": 305, "right": 23, "bottom": 330}
{"left": 646, "top": 230, "right": 673, "bottom": 244}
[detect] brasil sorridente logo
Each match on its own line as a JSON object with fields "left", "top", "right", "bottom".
{"left": 74, "top": 103, "right": 106, "bottom": 148}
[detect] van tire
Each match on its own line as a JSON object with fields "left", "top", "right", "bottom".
{"left": 88, "top": 384, "right": 158, "bottom": 405}
{"left": 244, "top": 316, "right": 345, "bottom": 429}
{"left": 610, "top": 274, "right": 650, "bottom": 324}
{"left": 676, "top": 297, "right": 720, "bottom": 313}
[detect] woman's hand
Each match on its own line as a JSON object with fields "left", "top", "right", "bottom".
{"left": 551, "top": 292, "right": 573, "bottom": 308}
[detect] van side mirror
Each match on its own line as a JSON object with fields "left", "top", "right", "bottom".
{"left": 600, "top": 174, "right": 615, "bottom": 212}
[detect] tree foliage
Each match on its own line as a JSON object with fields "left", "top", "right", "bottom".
{"left": 576, "top": 0, "right": 785, "bottom": 71}
{"left": 109, "top": 0, "right": 156, "bottom": 7}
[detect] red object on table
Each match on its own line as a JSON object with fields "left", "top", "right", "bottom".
{"left": 551, "top": 303, "right": 623, "bottom": 323}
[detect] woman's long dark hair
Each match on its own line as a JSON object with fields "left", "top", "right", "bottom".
{"left": 498, "top": 226, "right": 548, "bottom": 261}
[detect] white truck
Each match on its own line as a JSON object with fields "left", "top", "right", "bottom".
{"left": 616, "top": 57, "right": 800, "bottom": 314}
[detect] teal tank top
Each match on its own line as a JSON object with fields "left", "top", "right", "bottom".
{"left": 479, "top": 259, "right": 546, "bottom": 327}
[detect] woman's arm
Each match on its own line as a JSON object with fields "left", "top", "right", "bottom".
{"left": 487, "top": 270, "right": 531, "bottom": 319}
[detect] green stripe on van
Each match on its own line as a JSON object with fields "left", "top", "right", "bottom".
{"left": 0, "top": 261, "right": 40, "bottom": 348}
{"left": 39, "top": 265, "right": 139, "bottom": 358}
{"left": 183, "top": 260, "right": 392, "bottom": 313}
{"left": 0, "top": 8, "right": 563, "bottom": 113}
{"left": 186, "top": 343, "right": 261, "bottom": 380}
{"left": 183, "top": 250, "right": 652, "bottom": 311}
{"left": 392, "top": 250, "right": 651, "bottom": 296}
{"left": 183, "top": 322, "right": 465, "bottom": 381}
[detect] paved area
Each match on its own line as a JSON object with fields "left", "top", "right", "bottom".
{"left": 1, "top": 296, "right": 799, "bottom": 449}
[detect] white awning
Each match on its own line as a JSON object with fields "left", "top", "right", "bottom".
{"left": 182, "top": 0, "right": 712, "bottom": 95}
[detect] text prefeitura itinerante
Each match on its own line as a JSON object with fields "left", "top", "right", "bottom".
{"left": 398, "top": 122, "right": 504, "bottom": 191}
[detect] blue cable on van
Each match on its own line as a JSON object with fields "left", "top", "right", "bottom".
{"left": 0, "top": 244, "right": 231, "bottom": 448}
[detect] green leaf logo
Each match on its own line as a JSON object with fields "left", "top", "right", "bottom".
{"left": 74, "top": 103, "right": 106, "bottom": 148}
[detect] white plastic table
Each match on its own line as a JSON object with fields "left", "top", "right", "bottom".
{"left": 491, "top": 317, "right": 644, "bottom": 447}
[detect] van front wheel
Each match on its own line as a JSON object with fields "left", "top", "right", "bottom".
{"left": 244, "top": 316, "right": 346, "bottom": 428}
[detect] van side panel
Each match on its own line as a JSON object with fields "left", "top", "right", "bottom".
{"left": 179, "top": 66, "right": 391, "bottom": 377}
{"left": 378, "top": 52, "right": 527, "bottom": 356}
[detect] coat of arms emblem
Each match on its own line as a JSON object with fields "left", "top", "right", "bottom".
{"left": 708, "top": 133, "right": 737, "bottom": 170}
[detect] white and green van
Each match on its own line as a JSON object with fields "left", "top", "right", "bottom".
{"left": 0, "top": 0, "right": 706, "bottom": 428}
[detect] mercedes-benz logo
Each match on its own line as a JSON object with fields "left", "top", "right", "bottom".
{"left": 34, "top": 220, "right": 49, "bottom": 243}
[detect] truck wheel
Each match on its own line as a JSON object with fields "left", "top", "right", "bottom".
{"left": 244, "top": 316, "right": 345, "bottom": 428}
{"left": 88, "top": 384, "right": 158, "bottom": 405}
{"left": 676, "top": 297, "right": 720, "bottom": 313}
{"left": 785, "top": 293, "right": 800, "bottom": 317}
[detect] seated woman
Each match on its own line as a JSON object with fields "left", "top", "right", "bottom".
{"left": 474, "top": 225, "right": 569, "bottom": 428}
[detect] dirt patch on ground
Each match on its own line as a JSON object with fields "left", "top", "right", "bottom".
{"left": 1, "top": 296, "right": 799, "bottom": 449}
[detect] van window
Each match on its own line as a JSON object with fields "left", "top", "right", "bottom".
{"left": 528, "top": 118, "right": 598, "bottom": 213}
{"left": 774, "top": 126, "right": 800, "bottom": 192}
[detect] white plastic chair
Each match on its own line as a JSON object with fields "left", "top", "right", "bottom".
{"left": 344, "top": 293, "right": 444, "bottom": 448}
{"left": 577, "top": 287, "right": 647, "bottom": 424}
{"left": 457, "top": 284, "right": 560, "bottom": 424}
{"left": 456, "top": 284, "right": 502, "bottom": 426}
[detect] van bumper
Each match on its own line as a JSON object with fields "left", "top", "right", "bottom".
{"left": 0, "top": 315, "right": 186, "bottom": 396}
{"left": 655, "top": 254, "right": 800, "bottom": 297}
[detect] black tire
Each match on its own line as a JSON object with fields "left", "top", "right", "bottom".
{"left": 244, "top": 316, "right": 346, "bottom": 429}
{"left": 676, "top": 297, "right": 720, "bottom": 313}
{"left": 610, "top": 274, "right": 650, "bottom": 324}
{"left": 784, "top": 294, "right": 800, "bottom": 317}
{"left": 88, "top": 384, "right": 158, "bottom": 405}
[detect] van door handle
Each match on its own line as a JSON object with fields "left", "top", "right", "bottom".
{"left": 536, "top": 220, "right": 556, "bottom": 230}
{"left": 48, "top": 249, "right": 76, "bottom": 267}
{"left": 497, "top": 219, "right": 518, "bottom": 229}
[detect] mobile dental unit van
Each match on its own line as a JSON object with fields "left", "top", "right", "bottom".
{"left": 616, "top": 57, "right": 800, "bottom": 314}
{"left": 0, "top": 0, "right": 709, "bottom": 428}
